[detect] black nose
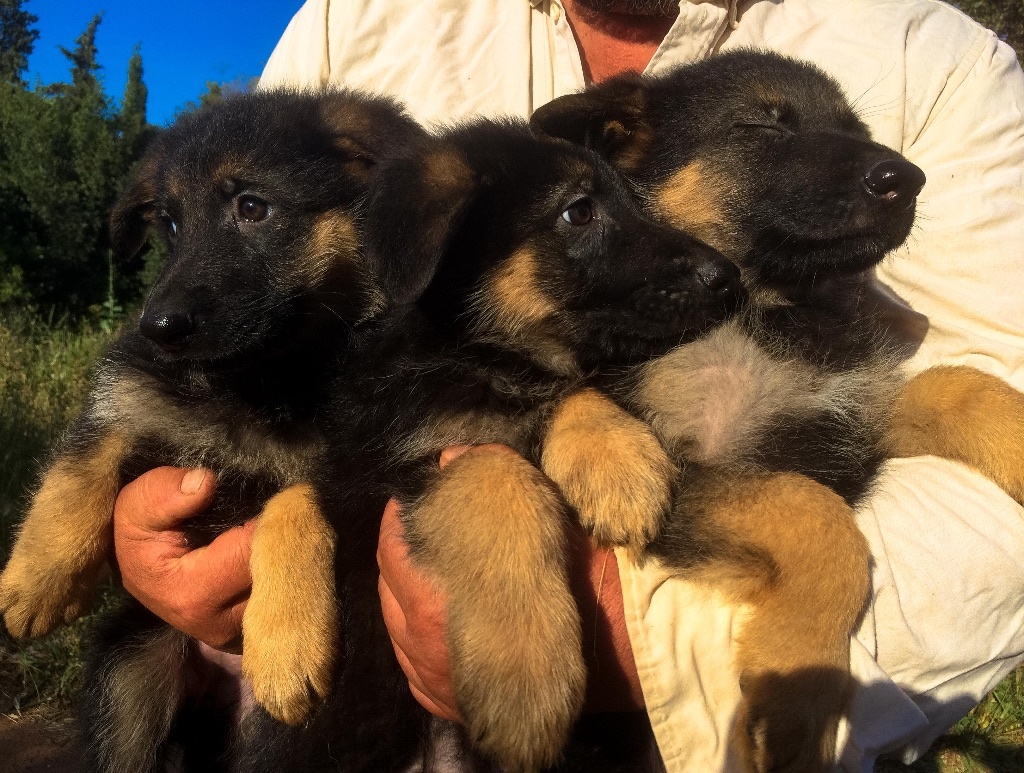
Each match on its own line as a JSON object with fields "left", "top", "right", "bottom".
{"left": 862, "top": 159, "right": 926, "bottom": 206}
{"left": 695, "top": 255, "right": 742, "bottom": 296}
{"left": 139, "top": 310, "right": 194, "bottom": 349}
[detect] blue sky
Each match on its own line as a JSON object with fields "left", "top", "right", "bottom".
{"left": 24, "top": 0, "right": 304, "bottom": 125}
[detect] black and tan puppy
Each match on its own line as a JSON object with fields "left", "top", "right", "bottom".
{"left": 533, "top": 50, "right": 1024, "bottom": 772}
{"left": 303, "top": 119, "right": 743, "bottom": 773}
{"left": 0, "top": 89, "right": 426, "bottom": 772}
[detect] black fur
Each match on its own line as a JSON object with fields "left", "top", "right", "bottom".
{"left": 272, "top": 120, "right": 741, "bottom": 773}
{"left": 0, "top": 88, "right": 428, "bottom": 773}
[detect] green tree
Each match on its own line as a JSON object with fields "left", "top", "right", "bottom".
{"left": 0, "top": 0, "right": 39, "bottom": 87}
{"left": 0, "top": 13, "right": 148, "bottom": 314}
{"left": 117, "top": 45, "right": 151, "bottom": 162}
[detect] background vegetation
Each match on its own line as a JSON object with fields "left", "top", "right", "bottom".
{"left": 0, "top": 0, "right": 1023, "bottom": 769}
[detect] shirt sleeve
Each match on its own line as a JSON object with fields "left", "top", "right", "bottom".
{"left": 259, "top": 0, "right": 334, "bottom": 89}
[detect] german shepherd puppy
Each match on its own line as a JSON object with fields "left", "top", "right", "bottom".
{"left": 283, "top": 119, "right": 744, "bottom": 773}
{"left": 532, "top": 49, "right": 1024, "bottom": 772}
{"left": 0, "top": 89, "right": 426, "bottom": 773}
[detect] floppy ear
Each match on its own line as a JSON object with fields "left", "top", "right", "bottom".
{"left": 364, "top": 140, "right": 479, "bottom": 306}
{"left": 530, "top": 77, "right": 652, "bottom": 170}
{"left": 318, "top": 91, "right": 428, "bottom": 184}
{"left": 109, "top": 152, "right": 161, "bottom": 260}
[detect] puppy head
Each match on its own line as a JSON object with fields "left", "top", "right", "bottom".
{"left": 110, "top": 89, "right": 425, "bottom": 364}
{"left": 532, "top": 50, "right": 926, "bottom": 289}
{"left": 365, "top": 120, "right": 744, "bottom": 373}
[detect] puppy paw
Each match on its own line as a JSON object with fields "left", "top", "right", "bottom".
{"left": 543, "top": 389, "right": 673, "bottom": 551}
{"left": 0, "top": 556, "right": 96, "bottom": 637}
{"left": 243, "top": 482, "right": 338, "bottom": 725}
{"left": 241, "top": 604, "right": 337, "bottom": 726}
{"left": 888, "top": 365, "right": 1024, "bottom": 505}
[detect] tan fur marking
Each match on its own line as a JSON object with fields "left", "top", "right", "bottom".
{"left": 298, "top": 210, "right": 361, "bottom": 289}
{"left": 409, "top": 447, "right": 585, "bottom": 772}
{"left": 95, "top": 627, "right": 190, "bottom": 773}
{"left": 488, "top": 249, "right": 556, "bottom": 331}
{"left": 542, "top": 388, "right": 674, "bottom": 552}
{"left": 211, "top": 158, "right": 247, "bottom": 188}
{"left": 606, "top": 119, "right": 654, "bottom": 174}
{"left": 242, "top": 482, "right": 339, "bottom": 725}
{"left": 685, "top": 473, "right": 869, "bottom": 773}
{"left": 0, "top": 431, "right": 131, "bottom": 637}
{"left": 421, "top": 147, "right": 475, "bottom": 194}
{"left": 887, "top": 365, "right": 1024, "bottom": 504}
{"left": 652, "top": 161, "right": 736, "bottom": 254}
{"left": 473, "top": 247, "right": 578, "bottom": 375}
{"left": 322, "top": 101, "right": 372, "bottom": 143}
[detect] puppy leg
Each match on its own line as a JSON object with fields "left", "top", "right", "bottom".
{"left": 408, "top": 446, "right": 585, "bottom": 773}
{"left": 84, "top": 618, "right": 191, "bottom": 773}
{"left": 0, "top": 430, "right": 129, "bottom": 637}
{"left": 242, "top": 482, "right": 338, "bottom": 726}
{"left": 542, "top": 388, "right": 674, "bottom": 553}
{"left": 688, "top": 473, "right": 869, "bottom": 773}
{"left": 886, "top": 365, "right": 1024, "bottom": 504}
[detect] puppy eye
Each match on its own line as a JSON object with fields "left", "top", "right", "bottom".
{"left": 237, "top": 195, "right": 270, "bottom": 222}
{"left": 158, "top": 211, "right": 177, "bottom": 238}
{"left": 733, "top": 121, "right": 788, "bottom": 136}
{"left": 561, "top": 198, "right": 594, "bottom": 226}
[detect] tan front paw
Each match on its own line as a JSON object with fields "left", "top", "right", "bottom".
{"left": 241, "top": 603, "right": 338, "bottom": 726}
{"left": 0, "top": 557, "right": 96, "bottom": 637}
{"left": 543, "top": 390, "right": 674, "bottom": 551}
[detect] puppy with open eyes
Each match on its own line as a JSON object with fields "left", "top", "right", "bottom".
{"left": 0, "top": 89, "right": 428, "bottom": 773}
{"left": 273, "top": 118, "right": 744, "bottom": 773}
{"left": 532, "top": 49, "right": 1024, "bottom": 772}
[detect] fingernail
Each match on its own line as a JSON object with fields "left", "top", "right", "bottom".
{"left": 181, "top": 469, "right": 207, "bottom": 495}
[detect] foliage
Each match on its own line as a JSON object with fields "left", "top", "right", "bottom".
{"left": 952, "top": 0, "right": 1024, "bottom": 54}
{"left": 0, "top": 309, "right": 113, "bottom": 713}
{"left": 0, "top": 0, "right": 38, "bottom": 87}
{"left": 0, "top": 8, "right": 153, "bottom": 319}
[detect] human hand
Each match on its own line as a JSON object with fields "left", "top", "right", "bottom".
{"left": 376, "top": 445, "right": 644, "bottom": 723}
{"left": 113, "top": 466, "right": 255, "bottom": 652}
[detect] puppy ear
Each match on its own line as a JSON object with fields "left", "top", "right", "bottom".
{"left": 530, "top": 77, "right": 651, "bottom": 170}
{"left": 109, "top": 153, "right": 160, "bottom": 260}
{"left": 318, "top": 91, "right": 428, "bottom": 183}
{"left": 365, "top": 140, "right": 479, "bottom": 306}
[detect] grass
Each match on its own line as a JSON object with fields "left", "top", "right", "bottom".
{"left": 0, "top": 310, "right": 1022, "bottom": 769}
{"left": 0, "top": 308, "right": 112, "bottom": 716}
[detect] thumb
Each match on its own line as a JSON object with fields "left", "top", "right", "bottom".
{"left": 115, "top": 466, "right": 218, "bottom": 533}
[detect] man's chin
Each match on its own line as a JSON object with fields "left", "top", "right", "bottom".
{"left": 571, "top": 0, "right": 681, "bottom": 16}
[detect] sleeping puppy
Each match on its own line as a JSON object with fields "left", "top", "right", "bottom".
{"left": 0, "top": 89, "right": 426, "bottom": 773}
{"left": 299, "top": 119, "right": 743, "bottom": 773}
{"left": 532, "top": 49, "right": 1024, "bottom": 772}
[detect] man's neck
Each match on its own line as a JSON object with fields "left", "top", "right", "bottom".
{"left": 562, "top": 0, "right": 678, "bottom": 83}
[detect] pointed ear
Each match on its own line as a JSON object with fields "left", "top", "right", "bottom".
{"left": 530, "top": 77, "right": 652, "bottom": 171}
{"left": 109, "top": 152, "right": 161, "bottom": 260}
{"left": 365, "top": 140, "right": 479, "bottom": 306}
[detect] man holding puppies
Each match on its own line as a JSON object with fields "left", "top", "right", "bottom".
{"left": 113, "top": 1, "right": 1024, "bottom": 769}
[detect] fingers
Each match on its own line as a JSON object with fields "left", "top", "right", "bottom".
{"left": 115, "top": 466, "right": 218, "bottom": 535}
{"left": 114, "top": 466, "right": 252, "bottom": 652}
{"left": 377, "top": 498, "right": 463, "bottom": 722}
